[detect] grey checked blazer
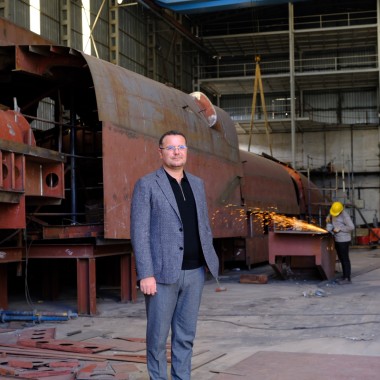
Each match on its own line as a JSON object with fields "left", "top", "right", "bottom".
{"left": 130, "top": 167, "right": 219, "bottom": 284}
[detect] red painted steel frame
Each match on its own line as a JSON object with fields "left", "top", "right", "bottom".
{"left": 26, "top": 243, "right": 136, "bottom": 315}
{"left": 268, "top": 231, "right": 336, "bottom": 280}
{"left": 0, "top": 247, "right": 23, "bottom": 309}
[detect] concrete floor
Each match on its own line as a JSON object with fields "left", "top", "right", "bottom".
{"left": 5, "top": 246, "right": 380, "bottom": 379}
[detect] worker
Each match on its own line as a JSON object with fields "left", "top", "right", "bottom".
{"left": 327, "top": 201, "right": 355, "bottom": 284}
{"left": 130, "top": 130, "right": 219, "bottom": 380}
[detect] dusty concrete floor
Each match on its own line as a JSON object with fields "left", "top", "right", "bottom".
{"left": 4, "top": 246, "right": 380, "bottom": 379}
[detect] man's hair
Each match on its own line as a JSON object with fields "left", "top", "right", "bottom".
{"left": 159, "top": 130, "right": 187, "bottom": 146}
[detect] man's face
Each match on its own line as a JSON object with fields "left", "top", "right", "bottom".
{"left": 159, "top": 134, "right": 187, "bottom": 170}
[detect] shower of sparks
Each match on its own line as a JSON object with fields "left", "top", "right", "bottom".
{"left": 211, "top": 205, "right": 327, "bottom": 234}
{"left": 271, "top": 214, "right": 327, "bottom": 233}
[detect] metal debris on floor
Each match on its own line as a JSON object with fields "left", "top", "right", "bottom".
{"left": 0, "top": 325, "right": 145, "bottom": 379}
{"left": 0, "top": 325, "right": 222, "bottom": 379}
{"left": 302, "top": 288, "right": 328, "bottom": 297}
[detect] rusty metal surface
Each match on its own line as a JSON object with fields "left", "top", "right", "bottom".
{"left": 245, "top": 236, "right": 268, "bottom": 266}
{"left": 0, "top": 247, "right": 22, "bottom": 263}
{"left": 26, "top": 242, "right": 132, "bottom": 259}
{"left": 18, "top": 328, "right": 56, "bottom": 341}
{"left": 0, "top": 110, "right": 35, "bottom": 144}
{"left": 0, "top": 110, "right": 65, "bottom": 229}
{"left": 0, "top": 326, "right": 146, "bottom": 378}
{"left": 120, "top": 254, "right": 137, "bottom": 304}
{"left": 83, "top": 53, "right": 240, "bottom": 159}
{"left": 102, "top": 122, "right": 245, "bottom": 239}
{"left": 15, "top": 45, "right": 84, "bottom": 76}
{"left": 0, "top": 18, "right": 53, "bottom": 46}
{"left": 18, "top": 337, "right": 113, "bottom": 354}
{"left": 268, "top": 230, "right": 336, "bottom": 280}
{"left": 80, "top": 51, "right": 244, "bottom": 238}
{"left": 42, "top": 225, "right": 103, "bottom": 239}
{"left": 240, "top": 150, "right": 300, "bottom": 214}
{"left": 77, "top": 258, "right": 96, "bottom": 315}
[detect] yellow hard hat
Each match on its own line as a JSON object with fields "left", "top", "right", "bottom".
{"left": 330, "top": 201, "right": 344, "bottom": 216}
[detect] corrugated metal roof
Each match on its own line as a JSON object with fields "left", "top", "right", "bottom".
{"left": 154, "top": 0, "right": 310, "bottom": 13}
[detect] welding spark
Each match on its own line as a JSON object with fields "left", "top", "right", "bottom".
{"left": 271, "top": 214, "right": 327, "bottom": 233}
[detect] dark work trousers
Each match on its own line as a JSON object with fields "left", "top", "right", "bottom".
{"left": 334, "top": 241, "right": 351, "bottom": 280}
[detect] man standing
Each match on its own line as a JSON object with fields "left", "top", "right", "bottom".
{"left": 327, "top": 201, "right": 355, "bottom": 284}
{"left": 130, "top": 130, "right": 219, "bottom": 380}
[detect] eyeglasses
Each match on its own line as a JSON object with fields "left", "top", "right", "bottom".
{"left": 159, "top": 145, "right": 187, "bottom": 151}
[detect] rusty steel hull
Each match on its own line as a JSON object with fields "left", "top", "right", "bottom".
{"left": 268, "top": 231, "right": 336, "bottom": 280}
{"left": 103, "top": 123, "right": 245, "bottom": 239}
{"left": 0, "top": 44, "right": 246, "bottom": 313}
{"left": 0, "top": 38, "right": 329, "bottom": 313}
{"left": 240, "top": 150, "right": 301, "bottom": 214}
{"left": 85, "top": 51, "right": 245, "bottom": 239}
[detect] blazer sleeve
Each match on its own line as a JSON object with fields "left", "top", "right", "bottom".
{"left": 130, "top": 177, "right": 155, "bottom": 280}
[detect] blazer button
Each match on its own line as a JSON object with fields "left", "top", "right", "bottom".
{"left": 179, "top": 247, "right": 184, "bottom": 251}
{"left": 179, "top": 228, "right": 183, "bottom": 232}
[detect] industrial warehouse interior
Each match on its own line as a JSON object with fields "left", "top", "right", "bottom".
{"left": 1, "top": 0, "right": 380, "bottom": 379}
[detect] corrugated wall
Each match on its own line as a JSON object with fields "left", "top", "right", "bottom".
{"left": 304, "top": 89, "right": 378, "bottom": 125}
{"left": 14, "top": 0, "right": 29, "bottom": 28}
{"left": 0, "top": 1, "right": 195, "bottom": 93}
{"left": 118, "top": 6, "right": 147, "bottom": 75}
{"left": 40, "top": 0, "right": 60, "bottom": 42}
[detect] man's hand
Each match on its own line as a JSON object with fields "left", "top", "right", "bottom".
{"left": 140, "top": 276, "right": 157, "bottom": 296}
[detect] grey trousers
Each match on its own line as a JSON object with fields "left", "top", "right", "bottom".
{"left": 145, "top": 267, "right": 205, "bottom": 380}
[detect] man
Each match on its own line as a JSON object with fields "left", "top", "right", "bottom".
{"left": 130, "top": 130, "right": 219, "bottom": 380}
{"left": 327, "top": 201, "right": 355, "bottom": 284}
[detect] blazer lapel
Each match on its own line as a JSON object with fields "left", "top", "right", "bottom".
{"left": 156, "top": 167, "right": 181, "bottom": 219}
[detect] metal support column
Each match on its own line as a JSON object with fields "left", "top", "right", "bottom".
{"left": 76, "top": 257, "right": 96, "bottom": 315}
{"left": 174, "top": 14, "right": 183, "bottom": 89}
{"left": 377, "top": 0, "right": 380, "bottom": 121}
{"left": 289, "top": 2, "right": 296, "bottom": 169}
{"left": 60, "top": 0, "right": 71, "bottom": 47}
{"left": 70, "top": 96, "right": 77, "bottom": 224}
{"left": 377, "top": 0, "right": 380, "bottom": 216}
{"left": 120, "top": 254, "right": 137, "bottom": 303}
{"left": 192, "top": 35, "right": 200, "bottom": 92}
{"left": 147, "top": 16, "right": 156, "bottom": 79}
{"left": 109, "top": 0, "right": 120, "bottom": 65}
{"left": 0, "top": 264, "right": 7, "bottom": 309}
{"left": 0, "top": 0, "right": 11, "bottom": 20}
